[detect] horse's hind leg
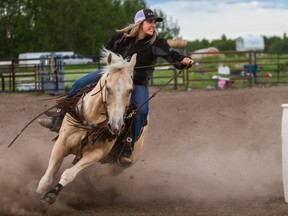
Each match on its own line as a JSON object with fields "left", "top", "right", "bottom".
{"left": 41, "top": 149, "right": 104, "bottom": 206}
{"left": 36, "top": 139, "right": 67, "bottom": 194}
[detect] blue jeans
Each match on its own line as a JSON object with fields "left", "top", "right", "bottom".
{"left": 69, "top": 70, "right": 149, "bottom": 143}
{"left": 68, "top": 70, "right": 103, "bottom": 97}
{"left": 131, "top": 85, "right": 149, "bottom": 141}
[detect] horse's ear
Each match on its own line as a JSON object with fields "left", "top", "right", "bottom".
{"left": 129, "top": 53, "right": 137, "bottom": 69}
{"left": 107, "top": 53, "right": 112, "bottom": 65}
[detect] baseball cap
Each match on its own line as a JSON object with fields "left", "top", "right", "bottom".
{"left": 134, "top": 9, "right": 163, "bottom": 24}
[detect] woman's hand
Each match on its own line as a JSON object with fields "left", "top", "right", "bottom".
{"left": 181, "top": 57, "right": 194, "bottom": 67}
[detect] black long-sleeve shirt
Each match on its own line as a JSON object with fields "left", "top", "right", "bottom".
{"left": 106, "top": 32, "right": 189, "bottom": 85}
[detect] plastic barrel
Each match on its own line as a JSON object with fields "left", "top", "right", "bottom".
{"left": 281, "top": 104, "right": 288, "bottom": 203}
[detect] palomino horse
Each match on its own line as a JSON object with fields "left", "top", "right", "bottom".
{"left": 36, "top": 50, "right": 148, "bottom": 206}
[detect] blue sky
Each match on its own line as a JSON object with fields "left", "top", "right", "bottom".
{"left": 145, "top": 0, "right": 288, "bottom": 40}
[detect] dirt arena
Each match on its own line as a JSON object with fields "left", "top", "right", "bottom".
{"left": 1, "top": 86, "right": 288, "bottom": 215}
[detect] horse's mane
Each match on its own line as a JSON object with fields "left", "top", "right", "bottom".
{"left": 101, "top": 48, "right": 133, "bottom": 76}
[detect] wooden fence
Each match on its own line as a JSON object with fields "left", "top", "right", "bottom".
{"left": 1, "top": 51, "right": 288, "bottom": 94}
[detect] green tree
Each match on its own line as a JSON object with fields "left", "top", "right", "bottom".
{"left": 221, "top": 34, "right": 227, "bottom": 41}
{"left": 269, "top": 38, "right": 288, "bottom": 52}
{"left": 0, "top": 0, "right": 151, "bottom": 57}
{"left": 155, "top": 9, "right": 180, "bottom": 39}
{"left": 210, "top": 38, "right": 235, "bottom": 51}
{"left": 187, "top": 39, "right": 207, "bottom": 51}
{"left": 0, "top": 0, "right": 35, "bottom": 57}
{"left": 122, "top": 0, "right": 146, "bottom": 25}
{"left": 264, "top": 36, "right": 282, "bottom": 52}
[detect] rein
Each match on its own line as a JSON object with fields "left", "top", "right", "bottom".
{"left": 126, "top": 69, "right": 183, "bottom": 119}
{"left": 134, "top": 62, "right": 189, "bottom": 69}
{"left": 126, "top": 62, "right": 194, "bottom": 118}
{"left": 7, "top": 105, "right": 57, "bottom": 148}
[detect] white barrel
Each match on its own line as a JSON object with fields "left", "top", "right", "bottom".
{"left": 282, "top": 104, "right": 288, "bottom": 203}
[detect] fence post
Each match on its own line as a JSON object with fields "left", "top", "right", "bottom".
{"left": 185, "top": 68, "right": 189, "bottom": 89}
{"left": 1, "top": 73, "right": 4, "bottom": 93}
{"left": 253, "top": 51, "right": 258, "bottom": 85}
{"left": 11, "top": 60, "right": 16, "bottom": 92}
{"left": 34, "top": 64, "right": 40, "bottom": 91}
{"left": 277, "top": 52, "right": 280, "bottom": 83}
{"left": 248, "top": 51, "right": 253, "bottom": 88}
{"left": 173, "top": 68, "right": 178, "bottom": 90}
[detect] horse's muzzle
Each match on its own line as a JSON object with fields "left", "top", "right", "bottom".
{"left": 107, "top": 121, "right": 125, "bottom": 135}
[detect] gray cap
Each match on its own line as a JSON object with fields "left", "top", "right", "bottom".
{"left": 134, "top": 9, "right": 163, "bottom": 24}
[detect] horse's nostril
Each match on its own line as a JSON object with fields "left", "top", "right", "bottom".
{"left": 114, "top": 128, "right": 119, "bottom": 135}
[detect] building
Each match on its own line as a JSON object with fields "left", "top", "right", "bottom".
{"left": 18, "top": 51, "right": 74, "bottom": 65}
{"left": 236, "top": 34, "right": 265, "bottom": 51}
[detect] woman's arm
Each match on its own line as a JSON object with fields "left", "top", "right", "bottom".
{"left": 152, "top": 38, "right": 193, "bottom": 69}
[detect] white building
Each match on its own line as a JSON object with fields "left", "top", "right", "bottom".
{"left": 18, "top": 51, "right": 74, "bottom": 65}
{"left": 236, "top": 34, "right": 265, "bottom": 51}
{"left": 18, "top": 51, "right": 93, "bottom": 65}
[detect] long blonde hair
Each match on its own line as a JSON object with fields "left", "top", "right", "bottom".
{"left": 116, "top": 21, "right": 157, "bottom": 45}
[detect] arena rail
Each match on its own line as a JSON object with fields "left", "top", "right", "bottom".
{"left": 1, "top": 51, "right": 288, "bottom": 93}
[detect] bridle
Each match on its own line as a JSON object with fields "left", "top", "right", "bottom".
{"left": 99, "top": 73, "right": 132, "bottom": 121}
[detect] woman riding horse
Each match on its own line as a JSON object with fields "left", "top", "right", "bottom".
{"left": 38, "top": 8, "right": 194, "bottom": 165}
{"left": 37, "top": 50, "right": 140, "bottom": 206}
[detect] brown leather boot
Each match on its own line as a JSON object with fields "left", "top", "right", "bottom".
{"left": 38, "top": 118, "right": 53, "bottom": 129}
{"left": 118, "top": 149, "right": 133, "bottom": 166}
{"left": 38, "top": 116, "right": 63, "bottom": 133}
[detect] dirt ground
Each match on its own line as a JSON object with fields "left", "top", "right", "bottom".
{"left": 1, "top": 86, "right": 288, "bottom": 215}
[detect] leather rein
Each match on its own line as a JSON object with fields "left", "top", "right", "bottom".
{"left": 125, "top": 62, "right": 191, "bottom": 119}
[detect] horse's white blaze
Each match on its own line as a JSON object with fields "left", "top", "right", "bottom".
{"left": 282, "top": 104, "right": 288, "bottom": 203}
{"left": 107, "top": 79, "right": 125, "bottom": 134}
{"left": 115, "top": 79, "right": 125, "bottom": 120}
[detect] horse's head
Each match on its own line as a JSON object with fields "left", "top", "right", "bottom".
{"left": 101, "top": 49, "right": 137, "bottom": 135}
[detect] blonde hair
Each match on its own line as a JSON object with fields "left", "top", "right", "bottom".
{"left": 116, "top": 21, "right": 157, "bottom": 45}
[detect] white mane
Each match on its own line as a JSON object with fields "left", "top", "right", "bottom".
{"left": 101, "top": 48, "right": 130, "bottom": 74}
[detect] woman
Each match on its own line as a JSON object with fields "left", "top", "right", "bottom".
{"left": 39, "top": 8, "right": 193, "bottom": 165}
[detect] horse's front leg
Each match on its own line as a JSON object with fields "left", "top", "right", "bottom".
{"left": 36, "top": 138, "right": 68, "bottom": 194}
{"left": 41, "top": 148, "right": 104, "bottom": 206}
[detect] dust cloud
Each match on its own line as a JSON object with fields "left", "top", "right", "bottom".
{"left": 0, "top": 86, "right": 287, "bottom": 215}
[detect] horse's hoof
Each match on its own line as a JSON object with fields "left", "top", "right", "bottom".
{"left": 41, "top": 192, "right": 57, "bottom": 207}
{"left": 40, "top": 199, "right": 51, "bottom": 209}
{"left": 37, "top": 201, "right": 49, "bottom": 214}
